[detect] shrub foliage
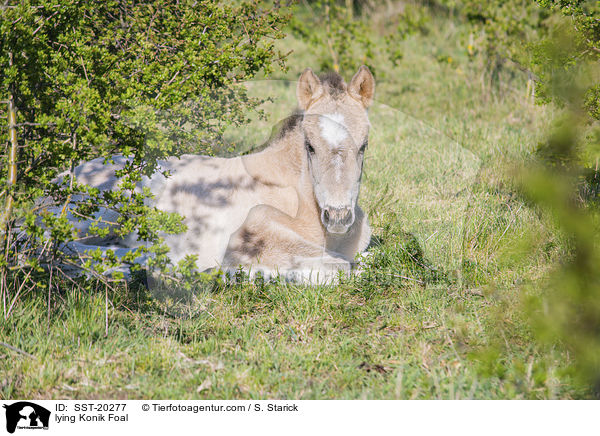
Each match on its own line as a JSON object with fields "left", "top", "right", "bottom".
{"left": 0, "top": 0, "right": 289, "bottom": 310}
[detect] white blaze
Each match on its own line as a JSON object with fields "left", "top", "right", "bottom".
{"left": 319, "top": 113, "right": 347, "bottom": 147}
{"left": 332, "top": 153, "right": 343, "bottom": 182}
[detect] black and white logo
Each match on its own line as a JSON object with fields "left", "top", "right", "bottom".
{"left": 2, "top": 402, "right": 50, "bottom": 434}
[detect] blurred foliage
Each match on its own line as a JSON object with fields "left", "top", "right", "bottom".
{"left": 0, "top": 0, "right": 289, "bottom": 312}
{"left": 431, "top": 0, "right": 550, "bottom": 87}
{"left": 289, "top": 0, "right": 429, "bottom": 76}
{"left": 431, "top": 0, "right": 600, "bottom": 119}
{"left": 521, "top": 115, "right": 600, "bottom": 393}
{"left": 422, "top": 0, "right": 600, "bottom": 392}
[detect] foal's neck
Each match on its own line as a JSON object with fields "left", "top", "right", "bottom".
{"left": 244, "top": 117, "right": 306, "bottom": 186}
{"left": 243, "top": 115, "right": 320, "bottom": 214}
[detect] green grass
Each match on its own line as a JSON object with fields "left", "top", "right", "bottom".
{"left": 0, "top": 277, "right": 583, "bottom": 399}
{"left": 0, "top": 9, "right": 590, "bottom": 399}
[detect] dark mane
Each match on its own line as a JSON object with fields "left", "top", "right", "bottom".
{"left": 242, "top": 110, "right": 301, "bottom": 155}
{"left": 239, "top": 110, "right": 302, "bottom": 156}
{"left": 274, "top": 109, "right": 303, "bottom": 141}
{"left": 319, "top": 71, "right": 346, "bottom": 98}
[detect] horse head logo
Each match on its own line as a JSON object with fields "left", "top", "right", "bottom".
{"left": 3, "top": 402, "right": 50, "bottom": 434}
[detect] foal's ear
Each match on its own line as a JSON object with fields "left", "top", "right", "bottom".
{"left": 297, "top": 68, "right": 323, "bottom": 110}
{"left": 348, "top": 65, "right": 375, "bottom": 108}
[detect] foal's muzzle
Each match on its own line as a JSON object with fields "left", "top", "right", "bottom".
{"left": 321, "top": 206, "right": 355, "bottom": 234}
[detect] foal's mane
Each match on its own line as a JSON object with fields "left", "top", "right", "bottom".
{"left": 270, "top": 110, "right": 302, "bottom": 142}
{"left": 319, "top": 71, "right": 346, "bottom": 97}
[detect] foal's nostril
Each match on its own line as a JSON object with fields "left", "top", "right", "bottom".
{"left": 340, "top": 208, "right": 353, "bottom": 226}
{"left": 322, "top": 206, "right": 354, "bottom": 229}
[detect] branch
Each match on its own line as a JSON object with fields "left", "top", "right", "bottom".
{"left": 0, "top": 341, "right": 34, "bottom": 358}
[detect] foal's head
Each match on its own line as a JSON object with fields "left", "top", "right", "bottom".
{"left": 297, "top": 66, "right": 375, "bottom": 234}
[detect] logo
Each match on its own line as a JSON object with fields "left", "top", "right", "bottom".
{"left": 2, "top": 402, "right": 50, "bottom": 434}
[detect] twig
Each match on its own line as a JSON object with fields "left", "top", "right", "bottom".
{"left": 79, "top": 56, "right": 90, "bottom": 85}
{"left": 15, "top": 122, "right": 57, "bottom": 128}
{"left": 375, "top": 271, "right": 425, "bottom": 284}
{"left": 0, "top": 341, "right": 34, "bottom": 358}
{"left": 324, "top": 4, "right": 340, "bottom": 72}
{"left": 60, "top": 147, "right": 76, "bottom": 217}
{"left": 47, "top": 260, "right": 53, "bottom": 331}
{"left": 105, "top": 283, "right": 109, "bottom": 337}
{"left": 6, "top": 239, "right": 51, "bottom": 319}
{"left": 32, "top": 9, "right": 60, "bottom": 36}
{"left": 54, "top": 265, "right": 85, "bottom": 292}
{"left": 154, "top": 67, "right": 183, "bottom": 101}
{"left": 424, "top": 230, "right": 439, "bottom": 243}
{"left": 572, "top": 18, "right": 600, "bottom": 55}
{"left": 2, "top": 92, "right": 18, "bottom": 229}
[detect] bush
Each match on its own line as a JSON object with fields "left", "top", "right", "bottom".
{"left": 0, "top": 0, "right": 289, "bottom": 313}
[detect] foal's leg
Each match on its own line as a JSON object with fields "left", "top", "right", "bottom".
{"left": 222, "top": 204, "right": 351, "bottom": 282}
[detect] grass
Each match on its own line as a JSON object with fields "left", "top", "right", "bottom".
{"left": 1, "top": 277, "right": 582, "bottom": 399}
{"left": 0, "top": 7, "right": 590, "bottom": 399}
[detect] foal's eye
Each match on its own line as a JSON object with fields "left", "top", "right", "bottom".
{"left": 305, "top": 139, "right": 315, "bottom": 155}
{"left": 359, "top": 140, "right": 368, "bottom": 154}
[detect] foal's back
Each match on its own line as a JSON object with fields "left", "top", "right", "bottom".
{"left": 62, "top": 142, "right": 298, "bottom": 271}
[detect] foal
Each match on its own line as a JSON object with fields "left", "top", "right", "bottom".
{"left": 64, "top": 66, "right": 375, "bottom": 283}
{"left": 218, "top": 66, "right": 374, "bottom": 281}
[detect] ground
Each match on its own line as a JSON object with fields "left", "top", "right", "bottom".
{"left": 0, "top": 9, "right": 589, "bottom": 399}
